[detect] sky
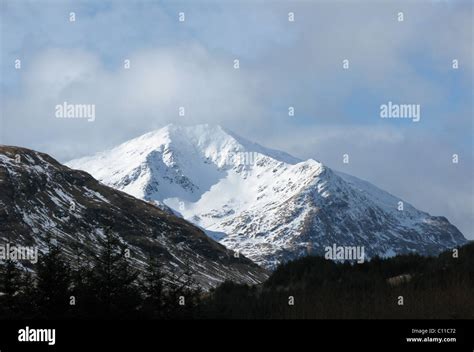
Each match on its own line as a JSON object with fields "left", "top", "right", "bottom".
{"left": 0, "top": 0, "right": 473, "bottom": 239}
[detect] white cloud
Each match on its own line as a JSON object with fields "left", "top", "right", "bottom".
{"left": 2, "top": 45, "right": 264, "bottom": 159}
{"left": 1, "top": 0, "right": 472, "bottom": 239}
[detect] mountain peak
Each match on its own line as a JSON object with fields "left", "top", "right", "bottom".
{"left": 67, "top": 126, "right": 467, "bottom": 268}
{"left": 67, "top": 123, "right": 304, "bottom": 200}
{"left": 134, "top": 123, "right": 301, "bottom": 164}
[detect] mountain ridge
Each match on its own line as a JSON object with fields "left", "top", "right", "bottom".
{"left": 66, "top": 124, "right": 467, "bottom": 269}
{"left": 0, "top": 145, "right": 269, "bottom": 287}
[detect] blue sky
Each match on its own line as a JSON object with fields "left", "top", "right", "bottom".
{"left": 0, "top": 0, "right": 472, "bottom": 238}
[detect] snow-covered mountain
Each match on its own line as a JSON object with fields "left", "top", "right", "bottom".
{"left": 67, "top": 124, "right": 467, "bottom": 269}
{"left": 0, "top": 146, "right": 268, "bottom": 288}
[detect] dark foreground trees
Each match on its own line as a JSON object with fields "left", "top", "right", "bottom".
{"left": 0, "top": 230, "right": 201, "bottom": 320}
{"left": 201, "top": 243, "right": 474, "bottom": 319}
{"left": 0, "top": 259, "right": 28, "bottom": 319}
{"left": 0, "top": 240, "right": 472, "bottom": 319}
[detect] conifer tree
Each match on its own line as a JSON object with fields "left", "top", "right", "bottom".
{"left": 140, "top": 254, "right": 165, "bottom": 318}
{"left": 0, "top": 259, "right": 24, "bottom": 318}
{"left": 163, "top": 259, "right": 201, "bottom": 319}
{"left": 87, "top": 227, "right": 140, "bottom": 318}
{"left": 34, "top": 236, "right": 72, "bottom": 319}
{"left": 69, "top": 243, "right": 91, "bottom": 318}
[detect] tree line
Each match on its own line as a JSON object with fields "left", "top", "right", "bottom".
{"left": 1, "top": 234, "right": 472, "bottom": 319}
{"left": 0, "top": 230, "right": 201, "bottom": 319}
{"left": 203, "top": 242, "right": 474, "bottom": 319}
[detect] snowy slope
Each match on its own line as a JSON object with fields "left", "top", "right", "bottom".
{"left": 67, "top": 124, "right": 467, "bottom": 269}
{"left": 0, "top": 146, "right": 268, "bottom": 287}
